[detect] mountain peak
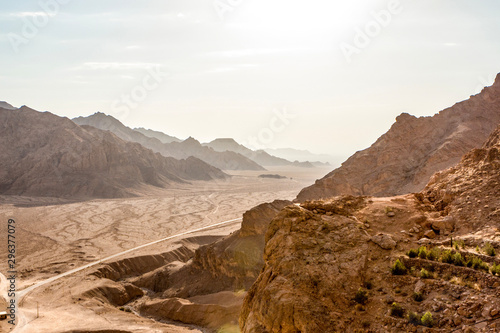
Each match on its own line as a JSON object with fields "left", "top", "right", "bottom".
{"left": 0, "top": 101, "right": 16, "bottom": 110}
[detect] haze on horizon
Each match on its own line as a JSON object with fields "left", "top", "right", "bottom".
{"left": 1, "top": 0, "right": 499, "bottom": 157}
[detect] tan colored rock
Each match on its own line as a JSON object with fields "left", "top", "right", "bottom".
{"left": 424, "top": 230, "right": 437, "bottom": 239}
{"left": 371, "top": 233, "right": 397, "bottom": 250}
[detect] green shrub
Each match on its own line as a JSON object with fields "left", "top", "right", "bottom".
{"left": 391, "top": 259, "right": 407, "bottom": 275}
{"left": 418, "top": 246, "right": 428, "bottom": 259}
{"left": 441, "top": 250, "right": 454, "bottom": 264}
{"left": 408, "top": 248, "right": 418, "bottom": 258}
{"left": 420, "top": 268, "right": 431, "bottom": 279}
{"left": 390, "top": 302, "right": 404, "bottom": 317}
{"left": 484, "top": 243, "right": 496, "bottom": 257}
{"left": 412, "top": 292, "right": 423, "bottom": 302}
{"left": 453, "top": 252, "right": 465, "bottom": 266}
{"left": 427, "top": 247, "right": 440, "bottom": 261}
{"left": 491, "top": 263, "right": 500, "bottom": 276}
{"left": 470, "top": 257, "right": 489, "bottom": 271}
{"left": 408, "top": 311, "right": 421, "bottom": 325}
{"left": 421, "top": 311, "right": 433, "bottom": 327}
{"left": 354, "top": 288, "right": 368, "bottom": 304}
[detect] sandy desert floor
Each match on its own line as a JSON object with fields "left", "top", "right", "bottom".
{"left": 0, "top": 166, "right": 330, "bottom": 332}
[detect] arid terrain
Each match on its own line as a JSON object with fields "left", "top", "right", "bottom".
{"left": 0, "top": 166, "right": 329, "bottom": 333}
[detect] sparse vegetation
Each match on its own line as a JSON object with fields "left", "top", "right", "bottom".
{"left": 363, "top": 281, "right": 373, "bottom": 290}
{"left": 452, "top": 252, "right": 465, "bottom": 266}
{"left": 418, "top": 246, "right": 428, "bottom": 259}
{"left": 390, "top": 302, "right": 404, "bottom": 317}
{"left": 412, "top": 292, "right": 423, "bottom": 302}
{"left": 408, "top": 311, "right": 421, "bottom": 325}
{"left": 421, "top": 312, "right": 433, "bottom": 327}
{"left": 354, "top": 288, "right": 368, "bottom": 304}
{"left": 420, "top": 268, "right": 432, "bottom": 279}
{"left": 491, "top": 263, "right": 500, "bottom": 276}
{"left": 407, "top": 248, "right": 418, "bottom": 258}
{"left": 484, "top": 242, "right": 496, "bottom": 256}
{"left": 391, "top": 259, "right": 407, "bottom": 275}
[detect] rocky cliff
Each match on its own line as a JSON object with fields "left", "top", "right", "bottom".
{"left": 240, "top": 124, "right": 500, "bottom": 332}
{"left": 0, "top": 106, "right": 227, "bottom": 198}
{"left": 297, "top": 73, "right": 500, "bottom": 201}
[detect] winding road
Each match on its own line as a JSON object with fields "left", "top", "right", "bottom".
{"left": 11, "top": 217, "right": 242, "bottom": 333}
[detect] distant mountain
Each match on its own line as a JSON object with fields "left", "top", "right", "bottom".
{"left": 0, "top": 107, "right": 228, "bottom": 198}
{"left": 264, "top": 148, "right": 337, "bottom": 165}
{"left": 204, "top": 138, "right": 316, "bottom": 168}
{"left": 296, "top": 73, "right": 500, "bottom": 202}
{"left": 0, "top": 101, "right": 16, "bottom": 110}
{"left": 73, "top": 113, "right": 265, "bottom": 171}
{"left": 134, "top": 127, "right": 180, "bottom": 144}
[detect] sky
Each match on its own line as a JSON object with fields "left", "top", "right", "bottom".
{"left": 1, "top": 0, "right": 500, "bottom": 159}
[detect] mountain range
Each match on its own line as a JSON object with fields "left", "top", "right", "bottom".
{"left": 0, "top": 106, "right": 227, "bottom": 198}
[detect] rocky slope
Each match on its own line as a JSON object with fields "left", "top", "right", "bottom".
{"left": 0, "top": 101, "right": 16, "bottom": 110}
{"left": 73, "top": 113, "right": 265, "bottom": 171}
{"left": 0, "top": 106, "right": 227, "bottom": 198}
{"left": 240, "top": 124, "right": 500, "bottom": 332}
{"left": 297, "top": 73, "right": 500, "bottom": 201}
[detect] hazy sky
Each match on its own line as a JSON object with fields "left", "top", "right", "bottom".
{"left": 1, "top": 0, "right": 499, "bottom": 158}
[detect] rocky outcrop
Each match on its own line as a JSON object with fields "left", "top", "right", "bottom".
{"left": 0, "top": 106, "right": 227, "bottom": 198}
{"left": 418, "top": 123, "right": 500, "bottom": 233}
{"left": 240, "top": 125, "right": 500, "bottom": 332}
{"left": 74, "top": 113, "right": 265, "bottom": 171}
{"left": 297, "top": 73, "right": 500, "bottom": 201}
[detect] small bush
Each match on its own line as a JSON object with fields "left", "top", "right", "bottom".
{"left": 390, "top": 302, "right": 404, "bottom": 317}
{"left": 484, "top": 243, "right": 496, "bottom": 257}
{"left": 363, "top": 281, "right": 373, "bottom": 290}
{"left": 420, "top": 268, "right": 431, "bottom": 279}
{"left": 441, "top": 250, "right": 454, "bottom": 264}
{"left": 408, "top": 248, "right": 418, "bottom": 258}
{"left": 427, "top": 247, "right": 440, "bottom": 261}
{"left": 354, "top": 288, "right": 368, "bottom": 304}
{"left": 491, "top": 263, "right": 500, "bottom": 276}
{"left": 421, "top": 311, "right": 433, "bottom": 327}
{"left": 355, "top": 304, "right": 365, "bottom": 311}
{"left": 408, "top": 311, "right": 421, "bottom": 325}
{"left": 361, "top": 320, "right": 371, "bottom": 328}
{"left": 391, "top": 259, "right": 407, "bottom": 275}
{"left": 453, "top": 252, "right": 465, "bottom": 266}
{"left": 412, "top": 292, "right": 423, "bottom": 302}
{"left": 418, "top": 246, "right": 428, "bottom": 259}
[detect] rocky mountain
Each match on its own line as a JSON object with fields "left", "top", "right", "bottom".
{"left": 134, "top": 127, "right": 180, "bottom": 143}
{"left": 73, "top": 113, "right": 265, "bottom": 171}
{"left": 297, "top": 73, "right": 500, "bottom": 202}
{"left": 240, "top": 124, "right": 500, "bottom": 332}
{"left": 204, "top": 138, "right": 316, "bottom": 168}
{"left": 0, "top": 106, "right": 227, "bottom": 198}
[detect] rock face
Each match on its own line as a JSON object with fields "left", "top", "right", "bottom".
{"left": 74, "top": 113, "right": 265, "bottom": 171}
{"left": 0, "top": 106, "right": 227, "bottom": 198}
{"left": 239, "top": 125, "right": 500, "bottom": 332}
{"left": 297, "top": 73, "right": 500, "bottom": 201}
{"left": 419, "top": 123, "right": 500, "bottom": 233}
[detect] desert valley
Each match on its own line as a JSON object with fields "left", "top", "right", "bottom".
{"left": 0, "top": 73, "right": 499, "bottom": 333}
